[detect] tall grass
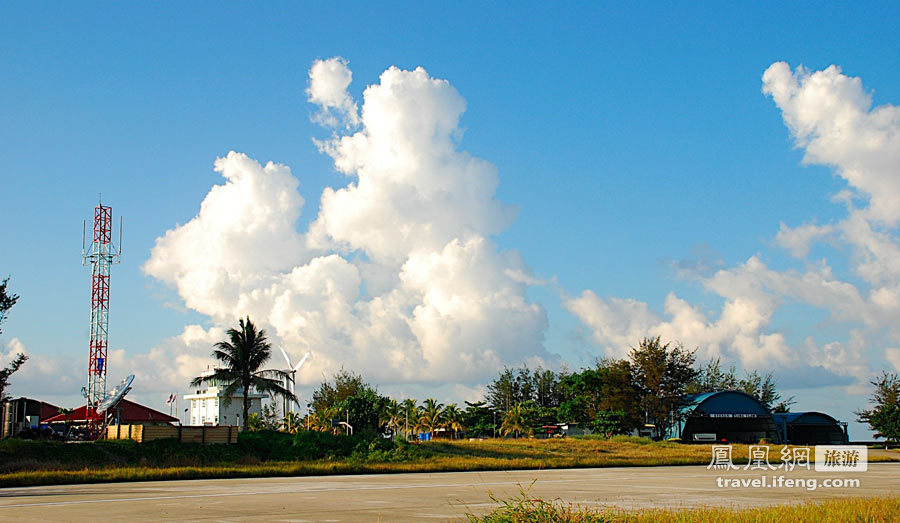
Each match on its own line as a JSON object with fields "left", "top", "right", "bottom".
{"left": 468, "top": 487, "right": 900, "bottom": 523}
{"left": 0, "top": 435, "right": 895, "bottom": 487}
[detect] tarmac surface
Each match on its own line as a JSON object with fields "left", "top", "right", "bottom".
{"left": 0, "top": 463, "right": 897, "bottom": 521}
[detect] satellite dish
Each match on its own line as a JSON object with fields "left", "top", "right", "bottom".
{"left": 96, "top": 374, "right": 134, "bottom": 414}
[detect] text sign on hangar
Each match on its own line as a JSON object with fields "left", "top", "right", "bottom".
{"left": 708, "top": 413, "right": 760, "bottom": 418}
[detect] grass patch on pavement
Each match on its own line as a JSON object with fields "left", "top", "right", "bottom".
{"left": 468, "top": 489, "right": 900, "bottom": 522}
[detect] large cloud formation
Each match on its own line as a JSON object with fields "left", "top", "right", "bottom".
{"left": 567, "top": 62, "right": 900, "bottom": 392}
{"left": 123, "top": 59, "right": 900, "bottom": 411}
{"left": 12, "top": 59, "right": 897, "bottom": 419}
{"left": 143, "top": 58, "right": 549, "bottom": 387}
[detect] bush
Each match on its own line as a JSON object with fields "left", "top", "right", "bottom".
{"left": 0, "top": 428, "right": 417, "bottom": 475}
{"left": 141, "top": 437, "right": 243, "bottom": 465}
{"left": 290, "top": 430, "right": 357, "bottom": 460}
{"left": 238, "top": 430, "right": 297, "bottom": 460}
{"left": 239, "top": 429, "right": 404, "bottom": 462}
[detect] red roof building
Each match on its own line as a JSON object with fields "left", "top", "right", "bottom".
{"left": 42, "top": 399, "right": 178, "bottom": 425}
{"left": 2, "top": 398, "right": 61, "bottom": 438}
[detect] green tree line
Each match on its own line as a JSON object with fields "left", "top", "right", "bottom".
{"left": 194, "top": 318, "right": 895, "bottom": 443}
{"left": 250, "top": 336, "right": 799, "bottom": 440}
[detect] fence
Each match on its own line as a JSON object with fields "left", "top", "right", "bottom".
{"left": 106, "top": 424, "right": 238, "bottom": 444}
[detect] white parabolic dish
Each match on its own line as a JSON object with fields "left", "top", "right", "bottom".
{"left": 96, "top": 374, "right": 135, "bottom": 414}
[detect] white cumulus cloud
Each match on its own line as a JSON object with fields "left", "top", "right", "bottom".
{"left": 143, "top": 58, "right": 550, "bottom": 392}
{"left": 1, "top": 338, "right": 80, "bottom": 402}
{"left": 307, "top": 57, "right": 360, "bottom": 128}
{"left": 569, "top": 62, "right": 900, "bottom": 392}
{"left": 762, "top": 62, "right": 900, "bottom": 225}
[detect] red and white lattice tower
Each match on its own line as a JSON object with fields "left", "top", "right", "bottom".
{"left": 82, "top": 198, "right": 122, "bottom": 428}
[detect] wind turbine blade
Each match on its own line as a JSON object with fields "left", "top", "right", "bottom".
{"left": 293, "top": 351, "right": 311, "bottom": 372}
{"left": 279, "top": 346, "right": 293, "bottom": 369}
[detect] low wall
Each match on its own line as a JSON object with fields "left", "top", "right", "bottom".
{"left": 106, "top": 424, "right": 238, "bottom": 444}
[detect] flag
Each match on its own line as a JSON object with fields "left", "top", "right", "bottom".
{"left": 166, "top": 393, "right": 175, "bottom": 405}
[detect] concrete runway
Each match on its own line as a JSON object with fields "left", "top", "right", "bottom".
{"left": 0, "top": 464, "right": 897, "bottom": 521}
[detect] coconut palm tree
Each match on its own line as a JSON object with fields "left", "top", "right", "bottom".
{"left": 191, "top": 317, "right": 294, "bottom": 431}
{"left": 443, "top": 403, "right": 465, "bottom": 439}
{"left": 418, "top": 398, "right": 445, "bottom": 439}
{"left": 382, "top": 399, "right": 403, "bottom": 440}
{"left": 500, "top": 403, "right": 531, "bottom": 438}
{"left": 401, "top": 398, "right": 418, "bottom": 440}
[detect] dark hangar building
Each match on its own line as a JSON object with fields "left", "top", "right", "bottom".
{"left": 667, "top": 391, "right": 782, "bottom": 443}
{"left": 665, "top": 390, "right": 851, "bottom": 444}
{"left": 773, "top": 412, "right": 849, "bottom": 445}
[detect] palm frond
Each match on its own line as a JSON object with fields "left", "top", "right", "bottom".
{"left": 212, "top": 346, "right": 238, "bottom": 366}
{"left": 220, "top": 379, "right": 241, "bottom": 407}
{"left": 252, "top": 375, "right": 296, "bottom": 402}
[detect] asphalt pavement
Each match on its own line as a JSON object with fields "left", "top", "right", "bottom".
{"left": 0, "top": 463, "right": 897, "bottom": 521}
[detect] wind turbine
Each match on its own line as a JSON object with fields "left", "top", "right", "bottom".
{"left": 279, "top": 346, "right": 311, "bottom": 416}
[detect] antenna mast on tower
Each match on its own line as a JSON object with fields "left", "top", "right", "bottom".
{"left": 82, "top": 196, "right": 122, "bottom": 431}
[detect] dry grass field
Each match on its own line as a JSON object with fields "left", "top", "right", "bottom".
{"left": 470, "top": 491, "right": 900, "bottom": 522}
{"left": 0, "top": 435, "right": 895, "bottom": 487}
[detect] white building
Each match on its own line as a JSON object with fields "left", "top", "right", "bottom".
{"left": 185, "top": 370, "right": 266, "bottom": 426}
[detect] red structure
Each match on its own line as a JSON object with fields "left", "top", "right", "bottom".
{"left": 42, "top": 399, "right": 177, "bottom": 426}
{"left": 82, "top": 198, "right": 122, "bottom": 433}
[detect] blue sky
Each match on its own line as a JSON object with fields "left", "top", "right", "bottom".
{"left": 2, "top": 3, "right": 900, "bottom": 437}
